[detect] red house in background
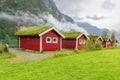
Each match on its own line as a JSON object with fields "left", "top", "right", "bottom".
{"left": 102, "top": 38, "right": 112, "bottom": 48}
{"left": 15, "top": 25, "right": 64, "bottom": 52}
{"left": 111, "top": 40, "right": 118, "bottom": 47}
{"left": 62, "top": 32, "right": 89, "bottom": 50}
{"left": 88, "top": 35, "right": 103, "bottom": 44}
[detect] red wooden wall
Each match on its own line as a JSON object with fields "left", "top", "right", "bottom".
{"left": 62, "top": 39, "right": 76, "bottom": 49}
{"left": 77, "top": 35, "right": 87, "bottom": 50}
{"left": 97, "top": 38, "right": 103, "bottom": 44}
{"left": 102, "top": 40, "right": 112, "bottom": 48}
{"left": 20, "top": 37, "right": 40, "bottom": 51}
{"left": 42, "top": 30, "right": 61, "bottom": 51}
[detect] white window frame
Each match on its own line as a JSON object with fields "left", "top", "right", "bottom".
{"left": 79, "top": 39, "right": 86, "bottom": 44}
{"left": 107, "top": 41, "right": 111, "bottom": 45}
{"left": 53, "top": 37, "right": 58, "bottom": 43}
{"left": 46, "top": 37, "right": 52, "bottom": 43}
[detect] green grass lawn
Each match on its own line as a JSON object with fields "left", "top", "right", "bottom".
{"left": 1, "top": 49, "right": 120, "bottom": 80}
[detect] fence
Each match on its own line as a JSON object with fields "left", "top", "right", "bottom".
{"left": 0, "top": 39, "right": 18, "bottom": 47}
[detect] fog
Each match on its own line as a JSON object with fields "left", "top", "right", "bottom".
{"left": 0, "top": 12, "right": 87, "bottom": 33}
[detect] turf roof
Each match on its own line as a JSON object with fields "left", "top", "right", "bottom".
{"left": 61, "top": 32, "right": 83, "bottom": 38}
{"left": 103, "top": 37, "right": 111, "bottom": 41}
{"left": 88, "top": 35, "right": 101, "bottom": 41}
{"left": 15, "top": 25, "right": 53, "bottom": 36}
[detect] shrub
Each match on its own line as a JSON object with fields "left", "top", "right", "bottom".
{"left": 0, "top": 46, "right": 3, "bottom": 53}
{"left": 95, "top": 42, "right": 103, "bottom": 50}
{"left": 0, "top": 44, "right": 9, "bottom": 54}
{"left": 86, "top": 40, "right": 103, "bottom": 51}
{"left": 86, "top": 41, "right": 95, "bottom": 51}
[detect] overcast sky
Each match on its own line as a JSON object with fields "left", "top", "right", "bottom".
{"left": 53, "top": 0, "right": 120, "bottom": 32}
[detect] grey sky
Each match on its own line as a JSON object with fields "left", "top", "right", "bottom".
{"left": 53, "top": 0, "right": 120, "bottom": 32}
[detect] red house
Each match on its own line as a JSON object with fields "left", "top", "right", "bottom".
{"left": 102, "top": 38, "right": 112, "bottom": 48}
{"left": 62, "top": 32, "right": 89, "bottom": 50}
{"left": 111, "top": 39, "right": 118, "bottom": 47}
{"left": 88, "top": 35, "right": 103, "bottom": 44}
{"left": 15, "top": 25, "right": 64, "bottom": 52}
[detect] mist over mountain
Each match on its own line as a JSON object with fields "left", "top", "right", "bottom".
{"left": 0, "top": 0, "right": 73, "bottom": 22}
{"left": 0, "top": 0, "right": 75, "bottom": 39}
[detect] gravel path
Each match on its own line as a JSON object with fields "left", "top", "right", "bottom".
{"left": 7, "top": 48, "right": 73, "bottom": 63}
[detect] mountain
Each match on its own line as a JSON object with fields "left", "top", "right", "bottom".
{"left": 77, "top": 22, "right": 102, "bottom": 35}
{"left": 0, "top": 0, "right": 74, "bottom": 22}
{"left": 0, "top": 0, "right": 74, "bottom": 39}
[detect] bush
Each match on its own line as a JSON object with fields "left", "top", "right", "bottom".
{"left": 0, "top": 46, "right": 3, "bottom": 53}
{"left": 0, "top": 44, "right": 9, "bottom": 54}
{"left": 95, "top": 42, "right": 103, "bottom": 50}
{"left": 86, "top": 40, "right": 103, "bottom": 51}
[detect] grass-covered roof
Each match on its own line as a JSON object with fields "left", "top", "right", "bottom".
{"left": 15, "top": 25, "right": 53, "bottom": 36}
{"left": 61, "top": 32, "right": 83, "bottom": 38}
{"left": 88, "top": 35, "right": 101, "bottom": 41}
{"left": 103, "top": 37, "right": 111, "bottom": 41}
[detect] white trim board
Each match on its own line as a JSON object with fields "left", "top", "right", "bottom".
{"left": 76, "top": 39, "right": 78, "bottom": 49}
{"left": 96, "top": 37, "right": 103, "bottom": 41}
{"left": 19, "top": 37, "right": 20, "bottom": 48}
{"left": 40, "top": 36, "right": 42, "bottom": 52}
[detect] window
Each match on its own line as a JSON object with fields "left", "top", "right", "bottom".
{"left": 53, "top": 38, "right": 58, "bottom": 43}
{"left": 79, "top": 40, "right": 86, "bottom": 44}
{"left": 46, "top": 37, "right": 52, "bottom": 43}
{"left": 107, "top": 42, "right": 111, "bottom": 44}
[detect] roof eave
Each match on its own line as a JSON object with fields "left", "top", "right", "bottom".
{"left": 96, "top": 37, "right": 103, "bottom": 41}
{"left": 77, "top": 33, "right": 89, "bottom": 40}
{"left": 39, "top": 27, "right": 65, "bottom": 38}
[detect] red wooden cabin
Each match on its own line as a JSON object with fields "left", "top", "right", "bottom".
{"left": 88, "top": 35, "right": 103, "bottom": 44}
{"left": 111, "top": 40, "right": 118, "bottom": 47}
{"left": 102, "top": 38, "right": 112, "bottom": 48}
{"left": 62, "top": 32, "right": 89, "bottom": 50}
{"left": 15, "top": 25, "right": 64, "bottom": 52}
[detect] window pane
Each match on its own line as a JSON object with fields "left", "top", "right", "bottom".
{"left": 79, "top": 40, "right": 86, "bottom": 44}
{"left": 47, "top": 38, "right": 50, "bottom": 41}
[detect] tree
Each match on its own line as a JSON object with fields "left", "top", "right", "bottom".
{"left": 111, "top": 32, "right": 116, "bottom": 42}
{"left": 5, "top": 34, "right": 10, "bottom": 44}
{"left": 101, "top": 31, "right": 109, "bottom": 40}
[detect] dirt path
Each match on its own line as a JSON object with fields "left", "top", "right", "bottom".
{"left": 7, "top": 48, "right": 73, "bottom": 63}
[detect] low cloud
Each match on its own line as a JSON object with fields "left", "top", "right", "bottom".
{"left": 86, "top": 15, "right": 105, "bottom": 20}
{"left": 53, "top": 0, "right": 120, "bottom": 32}
{"left": 0, "top": 12, "right": 45, "bottom": 26}
{"left": 44, "top": 14, "right": 87, "bottom": 33}
{"left": 102, "top": 0, "right": 115, "bottom": 10}
{"left": 0, "top": 12, "right": 87, "bottom": 33}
